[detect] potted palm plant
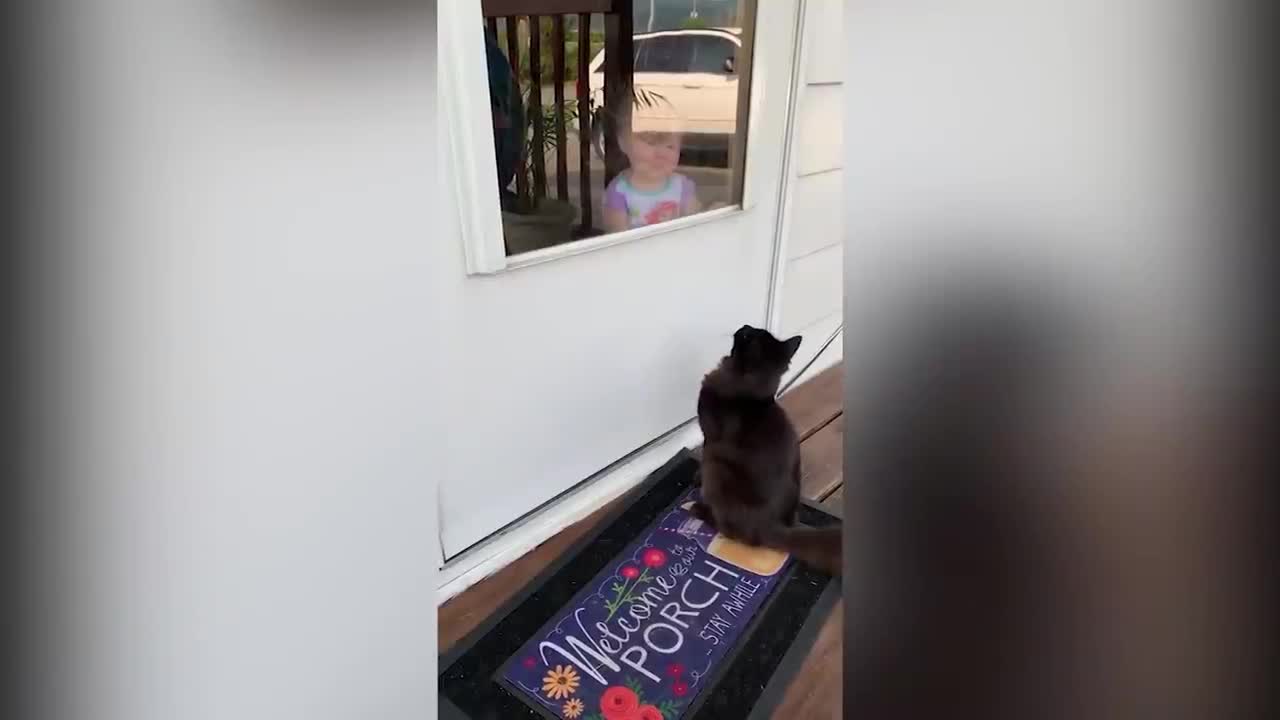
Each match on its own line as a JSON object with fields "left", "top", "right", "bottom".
{"left": 499, "top": 89, "right": 580, "bottom": 256}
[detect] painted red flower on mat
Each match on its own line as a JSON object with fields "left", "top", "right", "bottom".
{"left": 642, "top": 548, "right": 668, "bottom": 568}
{"left": 620, "top": 565, "right": 641, "bottom": 580}
{"left": 594, "top": 678, "right": 684, "bottom": 720}
{"left": 635, "top": 705, "right": 664, "bottom": 720}
{"left": 600, "top": 686, "right": 639, "bottom": 719}
{"left": 665, "top": 662, "right": 683, "bottom": 678}
{"left": 672, "top": 680, "right": 689, "bottom": 698}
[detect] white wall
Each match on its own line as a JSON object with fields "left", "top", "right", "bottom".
{"left": 49, "top": 4, "right": 441, "bottom": 719}
{"left": 836, "top": 5, "right": 1236, "bottom": 716}
{"left": 776, "top": 0, "right": 845, "bottom": 381}
{"left": 839, "top": 0, "right": 1227, "bottom": 407}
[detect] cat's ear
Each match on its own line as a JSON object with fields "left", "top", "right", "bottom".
{"left": 782, "top": 335, "right": 802, "bottom": 361}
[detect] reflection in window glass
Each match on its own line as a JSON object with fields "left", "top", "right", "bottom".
{"left": 638, "top": 36, "right": 693, "bottom": 73}
{"left": 688, "top": 36, "right": 737, "bottom": 74}
{"left": 482, "top": 3, "right": 754, "bottom": 256}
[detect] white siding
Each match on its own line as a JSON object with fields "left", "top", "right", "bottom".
{"left": 804, "top": 0, "right": 844, "bottom": 84}
{"left": 786, "top": 169, "right": 842, "bottom": 260}
{"left": 777, "top": 0, "right": 843, "bottom": 367}
{"left": 781, "top": 244, "right": 842, "bottom": 336}
{"left": 794, "top": 84, "right": 843, "bottom": 177}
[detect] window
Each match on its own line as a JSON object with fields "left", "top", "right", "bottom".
{"left": 687, "top": 36, "right": 737, "bottom": 75}
{"left": 625, "top": 38, "right": 647, "bottom": 74}
{"left": 479, "top": 5, "right": 754, "bottom": 257}
{"left": 635, "top": 36, "right": 693, "bottom": 73}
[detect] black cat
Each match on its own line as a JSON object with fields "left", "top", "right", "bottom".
{"left": 693, "top": 325, "right": 842, "bottom": 575}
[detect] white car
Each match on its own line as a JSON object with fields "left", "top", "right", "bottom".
{"left": 588, "top": 28, "right": 742, "bottom": 160}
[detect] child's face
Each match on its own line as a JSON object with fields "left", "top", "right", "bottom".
{"left": 624, "top": 132, "right": 682, "bottom": 179}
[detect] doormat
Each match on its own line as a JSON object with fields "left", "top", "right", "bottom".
{"left": 439, "top": 449, "right": 842, "bottom": 720}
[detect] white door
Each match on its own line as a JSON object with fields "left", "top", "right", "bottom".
{"left": 437, "top": 2, "right": 803, "bottom": 558}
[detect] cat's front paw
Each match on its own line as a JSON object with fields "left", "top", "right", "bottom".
{"left": 689, "top": 501, "right": 717, "bottom": 529}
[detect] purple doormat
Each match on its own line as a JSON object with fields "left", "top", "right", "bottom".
{"left": 498, "top": 488, "right": 790, "bottom": 720}
{"left": 438, "top": 449, "right": 841, "bottom": 720}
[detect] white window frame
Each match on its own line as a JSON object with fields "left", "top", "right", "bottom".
{"left": 439, "top": 0, "right": 776, "bottom": 275}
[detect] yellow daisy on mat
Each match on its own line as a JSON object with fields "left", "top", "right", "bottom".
{"left": 562, "top": 697, "right": 585, "bottom": 718}
{"left": 542, "top": 665, "right": 580, "bottom": 700}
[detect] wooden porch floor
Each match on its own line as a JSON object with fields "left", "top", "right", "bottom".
{"left": 439, "top": 366, "right": 845, "bottom": 718}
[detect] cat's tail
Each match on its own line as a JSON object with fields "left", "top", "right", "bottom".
{"left": 761, "top": 524, "right": 843, "bottom": 576}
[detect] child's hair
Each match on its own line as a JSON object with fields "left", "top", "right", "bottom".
{"left": 631, "top": 130, "right": 681, "bottom": 144}
{"left": 590, "top": 92, "right": 682, "bottom": 161}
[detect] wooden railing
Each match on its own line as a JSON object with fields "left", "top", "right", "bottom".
{"left": 483, "top": 0, "right": 634, "bottom": 235}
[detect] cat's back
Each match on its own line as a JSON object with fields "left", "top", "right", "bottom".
{"left": 697, "top": 375, "right": 798, "bottom": 451}
{"left": 698, "top": 381, "right": 798, "bottom": 501}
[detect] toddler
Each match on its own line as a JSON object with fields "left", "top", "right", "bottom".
{"left": 602, "top": 120, "right": 702, "bottom": 232}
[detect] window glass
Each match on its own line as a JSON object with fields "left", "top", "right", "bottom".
{"left": 481, "top": 5, "right": 753, "bottom": 256}
{"left": 636, "top": 36, "right": 693, "bottom": 73}
{"left": 688, "top": 36, "right": 737, "bottom": 74}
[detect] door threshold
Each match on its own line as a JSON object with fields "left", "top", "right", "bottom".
{"left": 437, "top": 422, "right": 704, "bottom": 605}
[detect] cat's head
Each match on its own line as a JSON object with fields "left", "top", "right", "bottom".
{"left": 724, "top": 325, "right": 802, "bottom": 393}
